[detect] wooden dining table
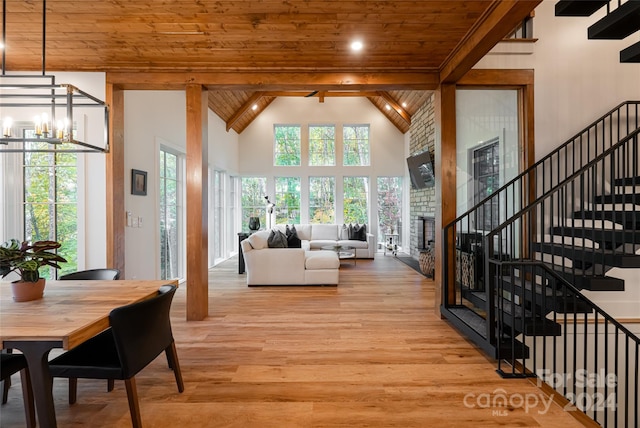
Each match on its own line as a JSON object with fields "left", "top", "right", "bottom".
{"left": 0, "top": 279, "right": 179, "bottom": 428}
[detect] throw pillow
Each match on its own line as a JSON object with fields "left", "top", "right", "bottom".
{"left": 340, "top": 224, "right": 350, "bottom": 240}
{"left": 286, "top": 225, "right": 302, "bottom": 248}
{"left": 353, "top": 223, "right": 367, "bottom": 241}
{"left": 267, "top": 229, "right": 288, "bottom": 248}
{"left": 348, "top": 223, "right": 357, "bottom": 240}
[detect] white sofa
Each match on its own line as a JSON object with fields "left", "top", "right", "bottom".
{"left": 272, "top": 223, "right": 376, "bottom": 258}
{"left": 241, "top": 230, "right": 340, "bottom": 286}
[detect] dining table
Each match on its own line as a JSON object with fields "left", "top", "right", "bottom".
{"left": 0, "top": 279, "right": 179, "bottom": 428}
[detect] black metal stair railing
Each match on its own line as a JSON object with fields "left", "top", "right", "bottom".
{"left": 485, "top": 131, "right": 639, "bottom": 427}
{"left": 442, "top": 101, "right": 639, "bottom": 344}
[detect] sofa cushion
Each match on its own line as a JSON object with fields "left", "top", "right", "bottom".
{"left": 338, "top": 239, "right": 369, "bottom": 249}
{"left": 267, "top": 229, "right": 288, "bottom": 248}
{"left": 309, "top": 240, "right": 340, "bottom": 250}
{"left": 311, "top": 224, "right": 339, "bottom": 240}
{"left": 286, "top": 225, "right": 302, "bottom": 248}
{"left": 247, "top": 231, "right": 270, "bottom": 250}
{"left": 294, "top": 224, "right": 312, "bottom": 241}
{"left": 305, "top": 251, "right": 340, "bottom": 270}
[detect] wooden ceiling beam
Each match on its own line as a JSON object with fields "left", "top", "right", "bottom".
{"left": 106, "top": 71, "right": 440, "bottom": 91}
{"left": 225, "top": 92, "right": 265, "bottom": 132}
{"left": 375, "top": 91, "right": 411, "bottom": 125}
{"left": 439, "top": 0, "right": 541, "bottom": 84}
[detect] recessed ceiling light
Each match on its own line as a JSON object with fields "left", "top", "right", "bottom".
{"left": 351, "top": 40, "right": 363, "bottom": 52}
{"left": 402, "top": 102, "right": 407, "bottom": 108}
{"left": 385, "top": 104, "right": 391, "bottom": 110}
{"left": 0, "top": 42, "right": 4, "bottom": 49}
{"left": 252, "top": 104, "right": 258, "bottom": 110}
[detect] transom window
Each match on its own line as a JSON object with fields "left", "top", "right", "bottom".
{"left": 274, "top": 125, "right": 301, "bottom": 166}
{"left": 308, "top": 125, "right": 335, "bottom": 166}
{"left": 343, "top": 125, "right": 370, "bottom": 166}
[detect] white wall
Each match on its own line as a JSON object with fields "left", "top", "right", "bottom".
{"left": 237, "top": 96, "right": 406, "bottom": 227}
{"left": 123, "top": 91, "right": 239, "bottom": 279}
{"left": 477, "top": 1, "right": 640, "bottom": 159}
{"left": 475, "top": 2, "right": 640, "bottom": 318}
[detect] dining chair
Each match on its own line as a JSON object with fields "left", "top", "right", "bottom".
{"left": 58, "top": 268, "right": 121, "bottom": 281}
{"left": 48, "top": 284, "right": 184, "bottom": 428}
{"left": 1, "top": 353, "right": 36, "bottom": 428}
{"left": 58, "top": 267, "right": 121, "bottom": 394}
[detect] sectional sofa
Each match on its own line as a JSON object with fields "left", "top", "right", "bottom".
{"left": 240, "top": 224, "right": 376, "bottom": 286}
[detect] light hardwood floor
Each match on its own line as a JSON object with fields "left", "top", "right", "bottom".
{"left": 1, "top": 254, "right": 587, "bottom": 427}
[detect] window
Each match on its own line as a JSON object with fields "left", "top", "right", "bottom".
{"left": 309, "top": 125, "right": 335, "bottom": 166}
{"left": 377, "top": 177, "right": 403, "bottom": 246}
{"left": 343, "top": 176, "right": 368, "bottom": 224}
{"left": 343, "top": 125, "right": 370, "bottom": 166}
{"left": 309, "top": 176, "right": 335, "bottom": 224}
{"left": 274, "top": 125, "right": 301, "bottom": 166}
{"left": 212, "top": 170, "right": 224, "bottom": 262}
{"left": 23, "top": 134, "right": 78, "bottom": 278}
{"left": 275, "top": 177, "right": 301, "bottom": 224}
{"left": 159, "top": 148, "right": 183, "bottom": 280}
{"left": 241, "top": 177, "right": 266, "bottom": 229}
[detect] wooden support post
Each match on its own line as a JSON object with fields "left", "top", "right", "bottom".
{"left": 105, "top": 83, "right": 126, "bottom": 277}
{"left": 435, "top": 83, "right": 457, "bottom": 315}
{"left": 185, "top": 84, "right": 209, "bottom": 321}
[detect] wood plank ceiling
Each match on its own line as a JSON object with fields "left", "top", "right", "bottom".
{"left": 1, "top": 0, "right": 539, "bottom": 133}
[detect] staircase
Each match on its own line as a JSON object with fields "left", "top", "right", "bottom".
{"left": 441, "top": 101, "right": 640, "bottom": 427}
{"left": 556, "top": 0, "right": 640, "bottom": 62}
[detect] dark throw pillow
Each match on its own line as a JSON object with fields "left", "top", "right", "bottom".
{"left": 286, "top": 225, "right": 302, "bottom": 248}
{"left": 267, "top": 229, "right": 288, "bottom": 248}
{"left": 353, "top": 223, "right": 367, "bottom": 241}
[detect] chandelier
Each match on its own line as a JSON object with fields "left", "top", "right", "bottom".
{"left": 0, "top": 0, "right": 109, "bottom": 153}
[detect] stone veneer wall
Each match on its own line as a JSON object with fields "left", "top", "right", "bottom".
{"left": 408, "top": 93, "right": 437, "bottom": 258}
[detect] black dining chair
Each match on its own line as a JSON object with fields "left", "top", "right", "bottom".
{"left": 58, "top": 267, "right": 121, "bottom": 394}
{"left": 1, "top": 353, "right": 36, "bottom": 428}
{"left": 48, "top": 285, "right": 184, "bottom": 428}
{"left": 58, "top": 268, "right": 121, "bottom": 281}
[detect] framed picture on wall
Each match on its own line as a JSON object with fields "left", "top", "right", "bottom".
{"left": 131, "top": 169, "right": 147, "bottom": 196}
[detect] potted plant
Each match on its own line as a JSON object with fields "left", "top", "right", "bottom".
{"left": 0, "top": 239, "right": 67, "bottom": 302}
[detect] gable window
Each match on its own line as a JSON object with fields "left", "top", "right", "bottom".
{"left": 241, "top": 177, "right": 267, "bottom": 229}
{"left": 308, "top": 125, "right": 335, "bottom": 166}
{"left": 23, "top": 134, "right": 78, "bottom": 278}
{"left": 275, "top": 177, "right": 301, "bottom": 224}
{"left": 274, "top": 125, "right": 301, "bottom": 166}
{"left": 309, "top": 176, "right": 335, "bottom": 224}
{"left": 343, "top": 125, "right": 370, "bottom": 166}
{"left": 343, "top": 176, "right": 368, "bottom": 224}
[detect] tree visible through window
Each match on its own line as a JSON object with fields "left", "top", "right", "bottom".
{"left": 309, "top": 176, "right": 335, "bottom": 224}
{"left": 23, "top": 133, "right": 78, "bottom": 279}
{"left": 275, "top": 177, "right": 301, "bottom": 224}
{"left": 274, "top": 125, "right": 301, "bottom": 166}
{"left": 241, "top": 177, "right": 266, "bottom": 228}
{"left": 160, "top": 149, "right": 181, "bottom": 280}
{"left": 343, "top": 125, "right": 370, "bottom": 166}
{"left": 343, "top": 176, "right": 368, "bottom": 224}
{"left": 309, "top": 125, "right": 335, "bottom": 166}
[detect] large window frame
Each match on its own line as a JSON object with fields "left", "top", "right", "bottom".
{"left": 343, "top": 124, "right": 370, "bottom": 166}
{"left": 309, "top": 176, "right": 335, "bottom": 224}
{"left": 275, "top": 176, "right": 301, "bottom": 224}
{"left": 343, "top": 176, "right": 369, "bottom": 224}
{"left": 241, "top": 177, "right": 267, "bottom": 229}
{"left": 308, "top": 125, "right": 335, "bottom": 166}
{"left": 274, "top": 125, "right": 301, "bottom": 166}
{"left": 159, "top": 146, "right": 185, "bottom": 281}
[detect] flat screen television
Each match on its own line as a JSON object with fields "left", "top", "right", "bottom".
{"left": 407, "top": 150, "right": 435, "bottom": 189}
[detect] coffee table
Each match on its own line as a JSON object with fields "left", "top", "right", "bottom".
{"left": 322, "top": 245, "right": 356, "bottom": 266}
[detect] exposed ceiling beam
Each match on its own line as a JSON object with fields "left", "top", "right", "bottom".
{"left": 225, "top": 92, "right": 266, "bottom": 132}
{"left": 106, "top": 71, "right": 440, "bottom": 91}
{"left": 439, "top": 0, "right": 541, "bottom": 83}
{"left": 375, "top": 91, "right": 411, "bottom": 125}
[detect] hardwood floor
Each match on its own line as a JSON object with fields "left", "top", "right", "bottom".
{"left": 1, "top": 254, "right": 586, "bottom": 427}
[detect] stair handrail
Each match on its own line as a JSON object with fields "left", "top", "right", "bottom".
{"left": 445, "top": 100, "right": 640, "bottom": 229}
